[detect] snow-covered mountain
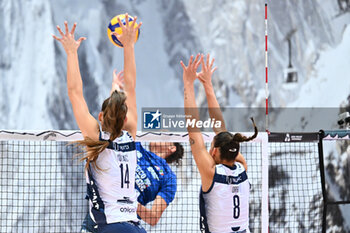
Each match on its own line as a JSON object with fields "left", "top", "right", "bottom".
{"left": 1, "top": 0, "right": 349, "bottom": 232}
{"left": 2, "top": 0, "right": 349, "bottom": 130}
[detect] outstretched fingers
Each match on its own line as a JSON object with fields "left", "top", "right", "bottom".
{"left": 193, "top": 53, "right": 200, "bottom": 64}
{"left": 209, "top": 57, "right": 214, "bottom": 68}
{"left": 64, "top": 21, "right": 69, "bottom": 35}
{"left": 187, "top": 55, "right": 194, "bottom": 67}
{"left": 206, "top": 53, "right": 210, "bottom": 68}
{"left": 55, "top": 21, "right": 76, "bottom": 39}
{"left": 202, "top": 54, "right": 216, "bottom": 73}
{"left": 70, "top": 22, "right": 77, "bottom": 35}
{"left": 116, "top": 70, "right": 124, "bottom": 80}
{"left": 52, "top": 34, "right": 61, "bottom": 41}
{"left": 209, "top": 56, "right": 217, "bottom": 73}
{"left": 180, "top": 60, "right": 187, "bottom": 70}
{"left": 194, "top": 54, "right": 202, "bottom": 70}
{"left": 117, "top": 17, "right": 125, "bottom": 31}
{"left": 53, "top": 21, "right": 86, "bottom": 53}
{"left": 200, "top": 54, "right": 206, "bottom": 72}
{"left": 209, "top": 57, "right": 217, "bottom": 73}
{"left": 77, "top": 37, "right": 86, "bottom": 45}
{"left": 181, "top": 54, "right": 202, "bottom": 71}
{"left": 131, "top": 16, "right": 137, "bottom": 28}
{"left": 136, "top": 21, "right": 142, "bottom": 30}
{"left": 56, "top": 25, "right": 65, "bottom": 37}
{"left": 125, "top": 13, "right": 129, "bottom": 28}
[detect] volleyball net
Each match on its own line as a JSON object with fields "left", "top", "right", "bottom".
{"left": 268, "top": 132, "right": 322, "bottom": 233}
{"left": 319, "top": 130, "right": 350, "bottom": 233}
{"left": 0, "top": 131, "right": 267, "bottom": 233}
{"left": 0, "top": 130, "right": 335, "bottom": 232}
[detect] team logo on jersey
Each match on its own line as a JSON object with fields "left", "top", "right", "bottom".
{"left": 135, "top": 165, "right": 151, "bottom": 191}
{"left": 226, "top": 175, "right": 242, "bottom": 184}
{"left": 119, "top": 207, "right": 136, "bottom": 213}
{"left": 148, "top": 167, "right": 159, "bottom": 181}
{"left": 155, "top": 165, "right": 164, "bottom": 176}
{"left": 143, "top": 110, "right": 162, "bottom": 129}
{"left": 136, "top": 151, "right": 143, "bottom": 159}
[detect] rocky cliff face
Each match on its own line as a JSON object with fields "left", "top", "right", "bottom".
{"left": 0, "top": 0, "right": 349, "bottom": 232}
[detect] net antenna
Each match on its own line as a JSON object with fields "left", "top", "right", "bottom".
{"left": 265, "top": 3, "right": 269, "bottom": 133}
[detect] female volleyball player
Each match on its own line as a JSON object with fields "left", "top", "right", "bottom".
{"left": 181, "top": 54, "right": 257, "bottom": 233}
{"left": 81, "top": 70, "right": 183, "bottom": 232}
{"left": 110, "top": 69, "right": 183, "bottom": 225}
{"left": 53, "top": 15, "right": 146, "bottom": 233}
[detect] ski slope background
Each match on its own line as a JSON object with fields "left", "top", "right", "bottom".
{"left": 0, "top": 0, "right": 349, "bottom": 232}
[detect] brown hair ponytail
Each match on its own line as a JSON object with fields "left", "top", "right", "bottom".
{"left": 232, "top": 118, "right": 258, "bottom": 143}
{"left": 214, "top": 118, "right": 258, "bottom": 162}
{"left": 76, "top": 90, "right": 128, "bottom": 171}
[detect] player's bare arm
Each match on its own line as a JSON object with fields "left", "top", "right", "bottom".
{"left": 110, "top": 14, "right": 142, "bottom": 139}
{"left": 181, "top": 54, "right": 216, "bottom": 191}
{"left": 53, "top": 22, "right": 99, "bottom": 140}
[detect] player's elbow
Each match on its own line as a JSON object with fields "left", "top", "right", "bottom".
{"left": 149, "top": 221, "right": 157, "bottom": 226}
{"left": 149, "top": 216, "right": 161, "bottom": 226}
{"left": 147, "top": 211, "right": 162, "bottom": 226}
{"left": 67, "top": 87, "right": 82, "bottom": 98}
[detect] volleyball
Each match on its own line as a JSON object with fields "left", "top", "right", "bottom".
{"left": 107, "top": 14, "right": 140, "bottom": 47}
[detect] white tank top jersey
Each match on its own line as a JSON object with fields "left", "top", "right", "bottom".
{"left": 85, "top": 130, "right": 139, "bottom": 225}
{"left": 200, "top": 162, "right": 250, "bottom": 233}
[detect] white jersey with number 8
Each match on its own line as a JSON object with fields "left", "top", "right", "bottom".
{"left": 200, "top": 162, "right": 250, "bottom": 233}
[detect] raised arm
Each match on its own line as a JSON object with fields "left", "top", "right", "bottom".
{"left": 197, "top": 54, "right": 226, "bottom": 134}
{"left": 53, "top": 22, "right": 99, "bottom": 140}
{"left": 111, "top": 14, "right": 142, "bottom": 139}
{"left": 198, "top": 54, "right": 248, "bottom": 170}
{"left": 181, "top": 54, "right": 216, "bottom": 189}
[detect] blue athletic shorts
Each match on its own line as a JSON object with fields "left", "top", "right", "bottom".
{"left": 99, "top": 221, "right": 147, "bottom": 233}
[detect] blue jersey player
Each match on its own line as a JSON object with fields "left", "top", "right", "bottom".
{"left": 81, "top": 70, "right": 183, "bottom": 232}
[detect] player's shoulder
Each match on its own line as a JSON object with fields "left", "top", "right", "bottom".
{"left": 136, "top": 143, "right": 163, "bottom": 161}
{"left": 135, "top": 143, "right": 167, "bottom": 163}
{"left": 234, "top": 162, "right": 245, "bottom": 172}
{"left": 153, "top": 153, "right": 175, "bottom": 178}
{"left": 216, "top": 163, "right": 245, "bottom": 175}
{"left": 102, "top": 130, "right": 134, "bottom": 144}
{"left": 134, "top": 142, "right": 175, "bottom": 172}
{"left": 117, "top": 130, "right": 134, "bottom": 143}
{"left": 148, "top": 151, "right": 176, "bottom": 179}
